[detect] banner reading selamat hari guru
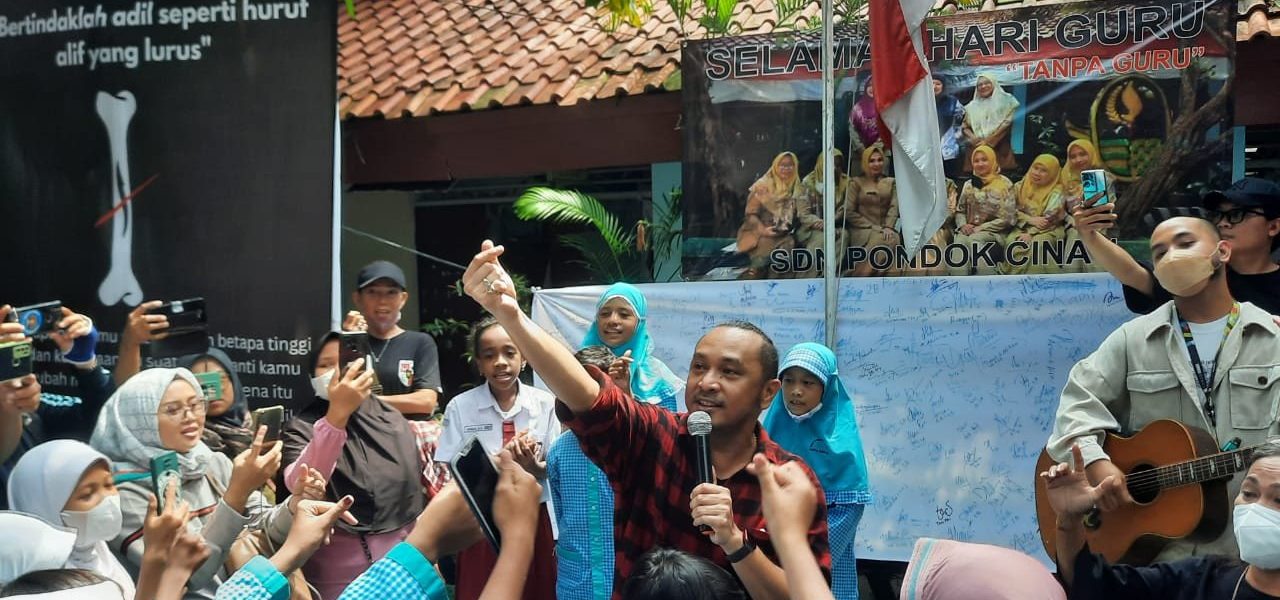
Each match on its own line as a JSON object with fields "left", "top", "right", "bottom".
{"left": 681, "top": 0, "right": 1234, "bottom": 281}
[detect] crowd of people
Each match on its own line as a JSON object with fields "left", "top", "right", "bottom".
{"left": 737, "top": 72, "right": 1153, "bottom": 278}
{"left": 1, "top": 174, "right": 1279, "bottom": 600}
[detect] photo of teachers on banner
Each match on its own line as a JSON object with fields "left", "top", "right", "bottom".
{"left": 681, "top": 0, "right": 1234, "bottom": 280}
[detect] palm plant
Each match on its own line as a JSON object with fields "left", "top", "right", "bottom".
{"left": 514, "top": 187, "right": 660, "bottom": 283}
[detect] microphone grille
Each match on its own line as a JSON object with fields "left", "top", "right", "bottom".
{"left": 687, "top": 411, "right": 712, "bottom": 435}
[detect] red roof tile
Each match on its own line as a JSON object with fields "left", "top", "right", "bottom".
{"left": 339, "top": 0, "right": 1279, "bottom": 120}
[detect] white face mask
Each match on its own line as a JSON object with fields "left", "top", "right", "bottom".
{"left": 788, "top": 403, "right": 823, "bottom": 422}
{"left": 60, "top": 493, "right": 122, "bottom": 548}
{"left": 311, "top": 369, "right": 334, "bottom": 400}
{"left": 1235, "top": 503, "right": 1280, "bottom": 569}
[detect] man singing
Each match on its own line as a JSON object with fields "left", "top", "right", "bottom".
{"left": 1049, "top": 216, "right": 1280, "bottom": 560}
{"left": 461, "top": 240, "right": 831, "bottom": 600}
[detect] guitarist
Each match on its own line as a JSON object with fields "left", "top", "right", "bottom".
{"left": 1044, "top": 442, "right": 1280, "bottom": 599}
{"left": 1048, "top": 216, "right": 1280, "bottom": 561}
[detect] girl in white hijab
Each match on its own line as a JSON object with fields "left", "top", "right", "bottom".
{"left": 7, "top": 441, "right": 134, "bottom": 599}
{"left": 89, "top": 368, "right": 292, "bottom": 600}
{"left": 0, "top": 513, "right": 77, "bottom": 587}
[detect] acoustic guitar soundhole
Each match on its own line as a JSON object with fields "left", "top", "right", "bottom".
{"left": 1127, "top": 464, "right": 1159, "bottom": 504}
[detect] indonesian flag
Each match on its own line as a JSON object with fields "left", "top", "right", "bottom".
{"left": 869, "top": 0, "right": 947, "bottom": 258}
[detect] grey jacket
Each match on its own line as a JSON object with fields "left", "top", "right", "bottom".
{"left": 1049, "top": 300, "right": 1280, "bottom": 559}
{"left": 111, "top": 451, "right": 292, "bottom": 600}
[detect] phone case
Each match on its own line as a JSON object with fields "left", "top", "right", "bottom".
{"left": 448, "top": 437, "right": 502, "bottom": 552}
{"left": 150, "top": 452, "right": 181, "bottom": 514}
{"left": 0, "top": 341, "right": 34, "bottom": 382}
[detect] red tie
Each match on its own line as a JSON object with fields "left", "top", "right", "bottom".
{"left": 502, "top": 421, "right": 516, "bottom": 445}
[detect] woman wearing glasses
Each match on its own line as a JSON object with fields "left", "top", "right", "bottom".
{"left": 90, "top": 368, "right": 295, "bottom": 599}
{"left": 1071, "top": 176, "right": 1280, "bottom": 314}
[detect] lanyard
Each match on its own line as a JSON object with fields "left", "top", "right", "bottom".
{"left": 1176, "top": 302, "right": 1240, "bottom": 427}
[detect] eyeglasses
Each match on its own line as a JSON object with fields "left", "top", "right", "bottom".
{"left": 1208, "top": 207, "right": 1267, "bottom": 225}
{"left": 159, "top": 400, "right": 208, "bottom": 420}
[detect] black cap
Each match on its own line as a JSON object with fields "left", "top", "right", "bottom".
{"left": 1202, "top": 177, "right": 1280, "bottom": 218}
{"left": 355, "top": 260, "right": 407, "bottom": 290}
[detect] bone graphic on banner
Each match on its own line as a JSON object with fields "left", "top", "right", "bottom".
{"left": 96, "top": 91, "right": 144, "bottom": 307}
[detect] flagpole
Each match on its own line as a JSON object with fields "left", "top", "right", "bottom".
{"left": 821, "top": 0, "right": 837, "bottom": 348}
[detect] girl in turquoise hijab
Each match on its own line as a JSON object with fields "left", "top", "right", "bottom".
{"left": 763, "top": 342, "right": 872, "bottom": 600}
{"left": 581, "top": 282, "right": 685, "bottom": 412}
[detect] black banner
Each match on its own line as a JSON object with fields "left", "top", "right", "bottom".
{"left": 0, "top": 0, "right": 336, "bottom": 410}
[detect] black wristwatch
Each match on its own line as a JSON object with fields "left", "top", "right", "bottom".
{"left": 725, "top": 530, "right": 756, "bottom": 563}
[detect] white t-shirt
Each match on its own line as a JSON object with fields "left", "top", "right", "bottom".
{"left": 1173, "top": 312, "right": 1230, "bottom": 408}
{"left": 434, "top": 381, "right": 561, "bottom": 504}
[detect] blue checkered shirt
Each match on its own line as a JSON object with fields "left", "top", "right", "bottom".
{"left": 547, "top": 430, "right": 614, "bottom": 600}
{"left": 215, "top": 543, "right": 448, "bottom": 600}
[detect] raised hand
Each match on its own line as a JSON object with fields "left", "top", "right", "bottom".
{"left": 748, "top": 454, "right": 817, "bottom": 542}
{"left": 124, "top": 300, "right": 169, "bottom": 343}
{"left": 608, "top": 350, "right": 633, "bottom": 392}
{"left": 326, "top": 358, "right": 374, "bottom": 428}
{"left": 1072, "top": 202, "right": 1117, "bottom": 235}
{"left": 462, "top": 240, "right": 520, "bottom": 318}
{"left": 143, "top": 479, "right": 191, "bottom": 560}
{"left": 341, "top": 310, "right": 367, "bottom": 332}
{"left": 226, "top": 426, "right": 283, "bottom": 512}
{"left": 504, "top": 431, "right": 546, "bottom": 478}
{"left": 48, "top": 307, "right": 94, "bottom": 355}
{"left": 1041, "top": 444, "right": 1127, "bottom": 522}
{"left": 0, "top": 375, "right": 40, "bottom": 412}
{"left": 493, "top": 450, "right": 542, "bottom": 544}
{"left": 288, "top": 463, "right": 329, "bottom": 513}
{"left": 270, "top": 498, "right": 357, "bottom": 575}
{"left": 0, "top": 307, "right": 28, "bottom": 345}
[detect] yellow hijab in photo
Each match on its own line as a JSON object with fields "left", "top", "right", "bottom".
{"left": 1017, "top": 154, "right": 1063, "bottom": 214}
{"left": 755, "top": 151, "right": 801, "bottom": 197}
{"left": 803, "top": 149, "right": 849, "bottom": 197}
{"left": 860, "top": 144, "right": 888, "bottom": 179}
{"left": 969, "top": 145, "right": 1011, "bottom": 193}
{"left": 1059, "top": 139, "right": 1102, "bottom": 193}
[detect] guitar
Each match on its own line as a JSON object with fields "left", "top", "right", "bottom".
{"left": 1034, "top": 419, "right": 1264, "bottom": 565}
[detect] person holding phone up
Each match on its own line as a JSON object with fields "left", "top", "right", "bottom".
{"left": 1074, "top": 177, "right": 1280, "bottom": 315}
{"left": 341, "top": 261, "right": 443, "bottom": 417}
{"left": 278, "top": 332, "right": 428, "bottom": 600}
{"left": 0, "top": 303, "right": 113, "bottom": 510}
{"left": 89, "top": 368, "right": 300, "bottom": 600}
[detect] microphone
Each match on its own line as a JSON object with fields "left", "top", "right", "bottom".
{"left": 688, "top": 411, "right": 714, "bottom": 533}
{"left": 688, "top": 411, "right": 714, "bottom": 485}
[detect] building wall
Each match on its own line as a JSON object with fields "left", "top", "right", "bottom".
{"left": 341, "top": 189, "right": 420, "bottom": 331}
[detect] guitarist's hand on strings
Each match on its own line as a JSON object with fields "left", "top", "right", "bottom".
{"left": 1083, "top": 458, "right": 1134, "bottom": 511}
{"left": 1042, "top": 444, "right": 1130, "bottom": 524}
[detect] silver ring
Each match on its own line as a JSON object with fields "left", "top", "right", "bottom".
{"left": 483, "top": 278, "right": 497, "bottom": 294}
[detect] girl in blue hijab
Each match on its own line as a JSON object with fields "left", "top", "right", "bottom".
{"left": 582, "top": 282, "right": 685, "bottom": 412}
{"left": 762, "top": 342, "right": 872, "bottom": 600}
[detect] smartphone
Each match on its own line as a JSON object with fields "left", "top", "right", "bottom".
{"left": 448, "top": 436, "right": 501, "bottom": 552}
{"left": 250, "top": 406, "right": 285, "bottom": 455}
{"left": 156, "top": 298, "right": 207, "bottom": 336}
{"left": 195, "top": 371, "right": 223, "bottom": 400}
{"left": 150, "top": 451, "right": 181, "bottom": 514}
{"left": 7, "top": 301, "right": 62, "bottom": 337}
{"left": 1081, "top": 169, "right": 1111, "bottom": 207}
{"left": 337, "top": 331, "right": 371, "bottom": 373}
{"left": 0, "top": 341, "right": 34, "bottom": 382}
{"left": 337, "top": 331, "right": 384, "bottom": 393}
{"left": 146, "top": 298, "right": 209, "bottom": 359}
